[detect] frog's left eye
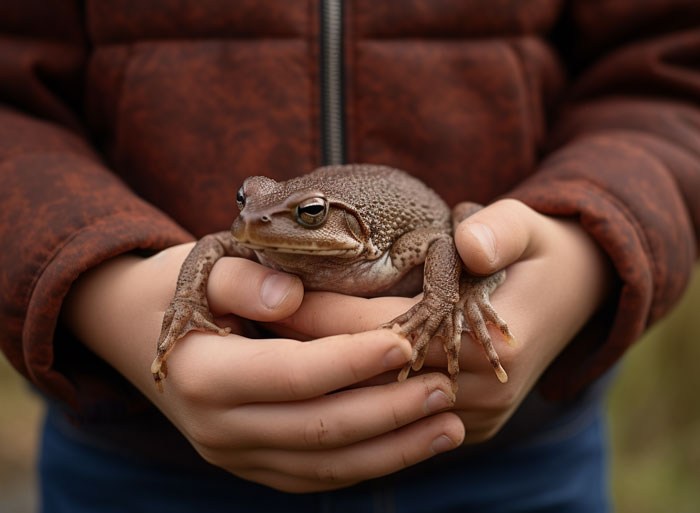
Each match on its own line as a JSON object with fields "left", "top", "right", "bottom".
{"left": 236, "top": 186, "right": 246, "bottom": 209}
{"left": 295, "top": 197, "right": 329, "bottom": 227}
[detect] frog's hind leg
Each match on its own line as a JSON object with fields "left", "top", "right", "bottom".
{"left": 383, "top": 234, "right": 463, "bottom": 386}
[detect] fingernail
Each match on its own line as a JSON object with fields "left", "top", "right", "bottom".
{"left": 430, "top": 435, "right": 457, "bottom": 455}
{"left": 424, "top": 389, "right": 453, "bottom": 414}
{"left": 260, "top": 273, "right": 296, "bottom": 309}
{"left": 467, "top": 223, "right": 496, "bottom": 263}
{"left": 382, "top": 345, "right": 410, "bottom": 370}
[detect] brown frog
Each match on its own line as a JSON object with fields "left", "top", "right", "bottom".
{"left": 151, "top": 164, "right": 514, "bottom": 392}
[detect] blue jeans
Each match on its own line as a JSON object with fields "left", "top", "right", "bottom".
{"left": 39, "top": 404, "right": 610, "bottom": 513}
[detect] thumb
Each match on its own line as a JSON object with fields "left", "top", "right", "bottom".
{"left": 208, "top": 257, "right": 304, "bottom": 321}
{"left": 453, "top": 199, "right": 539, "bottom": 275}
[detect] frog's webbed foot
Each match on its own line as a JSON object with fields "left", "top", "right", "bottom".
{"left": 151, "top": 298, "right": 231, "bottom": 390}
{"left": 382, "top": 269, "right": 514, "bottom": 393}
{"left": 458, "top": 270, "right": 515, "bottom": 384}
{"left": 382, "top": 293, "right": 462, "bottom": 393}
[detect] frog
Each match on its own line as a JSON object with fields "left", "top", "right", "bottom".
{"left": 151, "top": 164, "right": 515, "bottom": 393}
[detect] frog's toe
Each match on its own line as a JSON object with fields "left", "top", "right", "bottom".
{"left": 463, "top": 293, "right": 509, "bottom": 384}
{"left": 457, "top": 271, "right": 514, "bottom": 383}
{"left": 443, "top": 315, "right": 462, "bottom": 388}
{"left": 479, "top": 299, "right": 517, "bottom": 347}
{"left": 397, "top": 363, "right": 411, "bottom": 382}
{"left": 189, "top": 308, "right": 232, "bottom": 337}
{"left": 382, "top": 303, "right": 431, "bottom": 336}
{"left": 383, "top": 297, "right": 455, "bottom": 384}
{"left": 396, "top": 329, "right": 431, "bottom": 382}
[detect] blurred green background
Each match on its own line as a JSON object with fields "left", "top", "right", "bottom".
{"left": 1, "top": 265, "right": 699, "bottom": 512}
{"left": 607, "top": 264, "right": 700, "bottom": 512}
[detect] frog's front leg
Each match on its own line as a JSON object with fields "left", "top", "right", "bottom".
{"left": 380, "top": 231, "right": 463, "bottom": 388}
{"left": 151, "top": 231, "right": 255, "bottom": 389}
{"left": 383, "top": 227, "right": 515, "bottom": 393}
{"left": 449, "top": 201, "right": 515, "bottom": 387}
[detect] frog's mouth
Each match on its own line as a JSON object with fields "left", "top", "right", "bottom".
{"left": 235, "top": 240, "right": 362, "bottom": 257}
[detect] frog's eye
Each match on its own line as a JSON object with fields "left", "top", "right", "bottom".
{"left": 295, "top": 197, "right": 329, "bottom": 227}
{"left": 236, "top": 186, "right": 246, "bottom": 209}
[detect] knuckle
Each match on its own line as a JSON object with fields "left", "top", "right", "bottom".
{"left": 399, "top": 447, "right": 411, "bottom": 468}
{"left": 185, "top": 418, "right": 229, "bottom": 452}
{"left": 386, "top": 428, "right": 414, "bottom": 470}
{"left": 303, "top": 416, "right": 333, "bottom": 449}
{"left": 488, "top": 386, "right": 519, "bottom": 412}
{"left": 345, "top": 354, "right": 365, "bottom": 384}
{"left": 459, "top": 415, "right": 504, "bottom": 444}
{"left": 468, "top": 427, "right": 497, "bottom": 444}
{"left": 494, "top": 198, "right": 530, "bottom": 216}
{"left": 194, "top": 445, "right": 221, "bottom": 466}
{"left": 283, "top": 362, "right": 314, "bottom": 398}
{"left": 498, "top": 348, "right": 519, "bottom": 370}
{"left": 477, "top": 419, "right": 507, "bottom": 442}
{"left": 174, "top": 372, "right": 212, "bottom": 405}
{"left": 313, "top": 459, "right": 341, "bottom": 483}
{"left": 391, "top": 403, "right": 403, "bottom": 429}
{"left": 493, "top": 198, "right": 537, "bottom": 233}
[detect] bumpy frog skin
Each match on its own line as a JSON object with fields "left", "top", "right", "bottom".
{"left": 151, "top": 165, "right": 514, "bottom": 392}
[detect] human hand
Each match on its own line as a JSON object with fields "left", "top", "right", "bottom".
{"left": 63, "top": 244, "right": 465, "bottom": 492}
{"left": 276, "top": 199, "right": 611, "bottom": 444}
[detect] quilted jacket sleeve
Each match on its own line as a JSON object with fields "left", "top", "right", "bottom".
{"left": 0, "top": 3, "right": 191, "bottom": 415}
{"left": 510, "top": 0, "right": 700, "bottom": 398}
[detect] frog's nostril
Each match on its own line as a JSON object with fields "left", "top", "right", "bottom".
{"left": 261, "top": 215, "right": 271, "bottom": 222}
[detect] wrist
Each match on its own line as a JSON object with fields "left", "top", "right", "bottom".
{"left": 62, "top": 250, "right": 185, "bottom": 394}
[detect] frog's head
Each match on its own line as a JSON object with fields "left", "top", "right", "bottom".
{"left": 230, "top": 176, "right": 373, "bottom": 257}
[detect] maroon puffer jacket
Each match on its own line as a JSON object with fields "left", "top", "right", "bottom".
{"left": 1, "top": 0, "right": 698, "bottom": 417}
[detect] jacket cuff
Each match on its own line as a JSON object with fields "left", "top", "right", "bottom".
{"left": 23, "top": 212, "right": 192, "bottom": 418}
{"left": 508, "top": 133, "right": 695, "bottom": 398}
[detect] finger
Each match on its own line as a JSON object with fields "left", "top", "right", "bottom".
{"left": 207, "top": 257, "right": 304, "bottom": 321}
{"left": 454, "top": 198, "right": 545, "bottom": 275}
{"left": 166, "top": 329, "right": 413, "bottom": 404}
{"left": 222, "top": 373, "right": 455, "bottom": 450}
{"left": 235, "top": 411, "right": 465, "bottom": 490}
{"left": 277, "top": 291, "right": 417, "bottom": 338}
{"left": 449, "top": 371, "right": 528, "bottom": 445}
{"left": 232, "top": 468, "right": 347, "bottom": 493}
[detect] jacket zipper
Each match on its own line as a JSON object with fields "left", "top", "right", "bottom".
{"left": 319, "top": 0, "right": 345, "bottom": 165}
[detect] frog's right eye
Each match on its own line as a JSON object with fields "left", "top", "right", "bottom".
{"left": 236, "top": 187, "right": 246, "bottom": 209}
{"left": 295, "top": 197, "right": 329, "bottom": 227}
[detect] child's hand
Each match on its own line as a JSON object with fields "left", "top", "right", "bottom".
{"left": 449, "top": 199, "right": 611, "bottom": 441}
{"left": 63, "top": 245, "right": 464, "bottom": 492}
{"left": 277, "top": 199, "right": 611, "bottom": 444}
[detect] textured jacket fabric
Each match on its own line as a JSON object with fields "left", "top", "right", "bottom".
{"left": 1, "top": 0, "right": 699, "bottom": 417}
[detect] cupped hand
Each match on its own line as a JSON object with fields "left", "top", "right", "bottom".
{"left": 63, "top": 244, "right": 464, "bottom": 492}
{"left": 276, "top": 199, "right": 611, "bottom": 444}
